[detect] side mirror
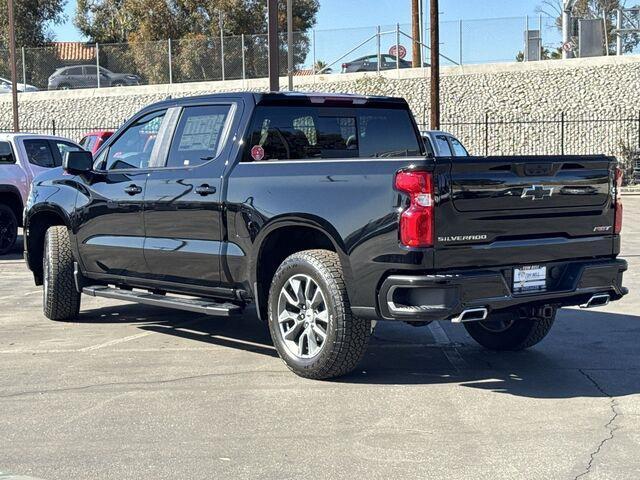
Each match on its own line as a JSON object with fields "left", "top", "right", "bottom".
{"left": 63, "top": 150, "right": 93, "bottom": 174}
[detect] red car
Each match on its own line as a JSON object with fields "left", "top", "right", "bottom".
{"left": 79, "top": 130, "right": 113, "bottom": 154}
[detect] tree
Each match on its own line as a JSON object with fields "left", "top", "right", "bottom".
{"left": 314, "top": 60, "right": 331, "bottom": 73}
{"left": 0, "top": 0, "right": 65, "bottom": 47}
{"left": 75, "top": 0, "right": 319, "bottom": 83}
{"left": 537, "top": 0, "right": 640, "bottom": 54}
{"left": 516, "top": 46, "right": 562, "bottom": 61}
{"left": 75, "top": 0, "right": 319, "bottom": 43}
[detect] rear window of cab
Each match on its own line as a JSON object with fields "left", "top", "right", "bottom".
{"left": 243, "top": 106, "right": 423, "bottom": 162}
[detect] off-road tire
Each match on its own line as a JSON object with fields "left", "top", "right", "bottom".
{"left": 464, "top": 309, "right": 556, "bottom": 351}
{"left": 268, "top": 249, "right": 370, "bottom": 380}
{"left": 0, "top": 204, "right": 18, "bottom": 255}
{"left": 43, "top": 226, "right": 81, "bottom": 321}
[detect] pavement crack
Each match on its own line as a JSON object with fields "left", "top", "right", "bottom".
{"left": 0, "top": 369, "right": 285, "bottom": 399}
{"left": 574, "top": 369, "right": 621, "bottom": 480}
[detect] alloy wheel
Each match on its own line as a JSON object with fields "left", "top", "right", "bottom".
{"left": 277, "top": 274, "right": 329, "bottom": 359}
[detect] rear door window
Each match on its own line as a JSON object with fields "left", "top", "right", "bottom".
{"left": 243, "top": 106, "right": 422, "bottom": 161}
{"left": 164, "top": 105, "right": 231, "bottom": 168}
{"left": 434, "top": 135, "right": 453, "bottom": 156}
{"left": 24, "top": 139, "right": 56, "bottom": 167}
{"left": 449, "top": 137, "right": 469, "bottom": 157}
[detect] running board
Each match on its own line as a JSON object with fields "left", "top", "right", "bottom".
{"left": 83, "top": 285, "right": 243, "bottom": 317}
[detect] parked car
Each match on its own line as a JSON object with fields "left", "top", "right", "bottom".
{"left": 0, "top": 77, "right": 39, "bottom": 93}
{"left": 421, "top": 130, "right": 470, "bottom": 156}
{"left": 24, "top": 92, "right": 626, "bottom": 379}
{"left": 342, "top": 54, "right": 416, "bottom": 73}
{"left": 79, "top": 130, "right": 113, "bottom": 154}
{"left": 0, "top": 133, "right": 83, "bottom": 254}
{"left": 48, "top": 65, "right": 141, "bottom": 90}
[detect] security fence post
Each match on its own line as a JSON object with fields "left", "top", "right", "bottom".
{"left": 459, "top": 20, "right": 463, "bottom": 65}
{"left": 484, "top": 113, "right": 489, "bottom": 156}
{"left": 376, "top": 26, "right": 381, "bottom": 74}
{"left": 396, "top": 23, "right": 401, "bottom": 74}
{"left": 220, "top": 13, "right": 225, "bottom": 81}
{"left": 241, "top": 34, "right": 246, "bottom": 81}
{"left": 312, "top": 29, "right": 316, "bottom": 82}
{"left": 168, "top": 39, "right": 173, "bottom": 84}
{"left": 96, "top": 43, "right": 101, "bottom": 88}
{"left": 21, "top": 46, "right": 26, "bottom": 91}
{"left": 561, "top": 111, "right": 565, "bottom": 155}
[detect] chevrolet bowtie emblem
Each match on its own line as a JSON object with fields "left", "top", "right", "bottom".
{"left": 521, "top": 185, "right": 554, "bottom": 200}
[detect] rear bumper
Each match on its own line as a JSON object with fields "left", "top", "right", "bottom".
{"left": 377, "top": 258, "right": 627, "bottom": 321}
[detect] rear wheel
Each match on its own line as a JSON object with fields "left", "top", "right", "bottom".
{"left": 463, "top": 308, "right": 556, "bottom": 351}
{"left": 57, "top": 83, "right": 71, "bottom": 90}
{"left": 0, "top": 204, "right": 18, "bottom": 255}
{"left": 43, "top": 226, "right": 81, "bottom": 321}
{"left": 268, "top": 249, "right": 370, "bottom": 379}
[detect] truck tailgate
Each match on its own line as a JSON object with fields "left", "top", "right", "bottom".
{"left": 434, "top": 155, "right": 617, "bottom": 269}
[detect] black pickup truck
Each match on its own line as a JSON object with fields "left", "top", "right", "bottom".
{"left": 24, "top": 92, "right": 627, "bottom": 379}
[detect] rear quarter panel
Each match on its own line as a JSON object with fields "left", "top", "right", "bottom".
{"left": 225, "top": 158, "right": 435, "bottom": 309}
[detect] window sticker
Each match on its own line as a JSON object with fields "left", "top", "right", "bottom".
{"left": 251, "top": 145, "right": 265, "bottom": 161}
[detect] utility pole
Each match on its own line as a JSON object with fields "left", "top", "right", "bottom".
{"left": 267, "top": 0, "right": 280, "bottom": 91}
{"left": 412, "top": 0, "right": 422, "bottom": 67}
{"left": 430, "top": 0, "right": 440, "bottom": 130}
{"left": 8, "top": 0, "right": 19, "bottom": 132}
{"left": 287, "top": 0, "right": 294, "bottom": 91}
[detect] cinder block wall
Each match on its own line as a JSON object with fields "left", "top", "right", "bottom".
{"left": 2, "top": 55, "right": 639, "bottom": 157}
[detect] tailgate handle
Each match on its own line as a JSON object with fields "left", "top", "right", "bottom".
{"left": 524, "top": 164, "right": 553, "bottom": 176}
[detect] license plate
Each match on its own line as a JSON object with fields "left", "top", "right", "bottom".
{"left": 513, "top": 265, "right": 547, "bottom": 293}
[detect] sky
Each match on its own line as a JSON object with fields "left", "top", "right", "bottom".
{"left": 53, "top": 0, "right": 546, "bottom": 42}
{"left": 52, "top": 0, "right": 559, "bottom": 67}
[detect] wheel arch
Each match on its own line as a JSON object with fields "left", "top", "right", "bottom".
{"left": 25, "top": 205, "right": 73, "bottom": 284}
{"left": 250, "top": 216, "right": 353, "bottom": 321}
{"left": 0, "top": 185, "right": 24, "bottom": 223}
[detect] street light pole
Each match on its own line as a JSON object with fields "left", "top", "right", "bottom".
{"left": 267, "top": 0, "right": 280, "bottom": 91}
{"left": 430, "top": 0, "right": 440, "bottom": 130}
{"left": 8, "top": 0, "right": 19, "bottom": 132}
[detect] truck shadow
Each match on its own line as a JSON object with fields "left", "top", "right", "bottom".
{"left": 78, "top": 303, "right": 640, "bottom": 399}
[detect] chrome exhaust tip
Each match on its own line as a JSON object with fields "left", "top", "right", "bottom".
{"left": 580, "top": 294, "right": 611, "bottom": 309}
{"left": 452, "top": 307, "right": 489, "bottom": 323}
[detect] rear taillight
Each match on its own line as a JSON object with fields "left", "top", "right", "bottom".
{"left": 614, "top": 166, "right": 623, "bottom": 234}
{"left": 395, "top": 171, "right": 434, "bottom": 248}
{"left": 342, "top": 63, "right": 348, "bottom": 69}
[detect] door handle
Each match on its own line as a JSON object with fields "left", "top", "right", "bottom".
{"left": 195, "top": 184, "right": 216, "bottom": 196}
{"left": 124, "top": 184, "right": 143, "bottom": 196}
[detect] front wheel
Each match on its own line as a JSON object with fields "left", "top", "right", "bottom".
{"left": 43, "top": 226, "right": 81, "bottom": 321}
{"left": 463, "top": 308, "right": 556, "bottom": 351}
{"left": 268, "top": 250, "right": 370, "bottom": 380}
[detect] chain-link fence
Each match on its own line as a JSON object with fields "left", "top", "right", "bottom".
{"left": 0, "top": 15, "right": 600, "bottom": 92}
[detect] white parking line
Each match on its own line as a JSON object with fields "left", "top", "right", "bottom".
{"left": 79, "top": 331, "right": 154, "bottom": 352}
{"left": 429, "top": 322, "right": 469, "bottom": 370}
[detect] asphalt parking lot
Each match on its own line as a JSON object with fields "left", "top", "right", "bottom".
{"left": 1, "top": 199, "right": 639, "bottom": 480}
